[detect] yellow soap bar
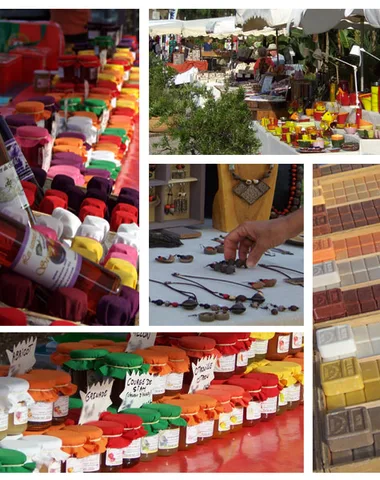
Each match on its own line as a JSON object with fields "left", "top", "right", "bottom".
{"left": 365, "top": 381, "right": 380, "bottom": 402}
{"left": 345, "top": 388, "right": 366, "bottom": 406}
{"left": 321, "top": 357, "right": 364, "bottom": 396}
{"left": 313, "top": 186, "right": 325, "bottom": 206}
{"left": 326, "top": 393, "right": 346, "bottom": 411}
{"left": 361, "top": 360, "right": 380, "bottom": 384}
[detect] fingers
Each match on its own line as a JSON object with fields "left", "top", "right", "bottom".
{"left": 247, "top": 241, "right": 267, "bottom": 268}
{"left": 238, "top": 237, "right": 254, "bottom": 261}
{"left": 223, "top": 227, "right": 244, "bottom": 260}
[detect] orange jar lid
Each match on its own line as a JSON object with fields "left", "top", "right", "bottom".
{"left": 65, "top": 424, "right": 103, "bottom": 441}
{"left": 47, "top": 430, "right": 89, "bottom": 458}
{"left": 179, "top": 393, "right": 219, "bottom": 419}
{"left": 51, "top": 342, "right": 93, "bottom": 366}
{"left": 17, "top": 372, "right": 59, "bottom": 403}
{"left": 16, "top": 101, "right": 45, "bottom": 115}
{"left": 160, "top": 398, "right": 206, "bottom": 425}
{"left": 194, "top": 388, "right": 233, "bottom": 413}
{"left": 55, "top": 137, "right": 84, "bottom": 148}
{"left": 29, "top": 369, "right": 77, "bottom": 396}
{"left": 79, "top": 339, "right": 115, "bottom": 347}
{"left": 209, "top": 384, "right": 250, "bottom": 407}
{"left": 178, "top": 336, "right": 221, "bottom": 359}
{"left": 148, "top": 346, "right": 189, "bottom": 373}
{"left": 134, "top": 349, "right": 171, "bottom": 376}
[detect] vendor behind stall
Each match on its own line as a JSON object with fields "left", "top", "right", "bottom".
{"left": 268, "top": 43, "right": 285, "bottom": 66}
{"left": 253, "top": 47, "right": 274, "bottom": 78}
{"left": 203, "top": 37, "right": 213, "bottom": 52}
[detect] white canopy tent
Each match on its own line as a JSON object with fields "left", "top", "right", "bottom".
{"left": 149, "top": 16, "right": 241, "bottom": 38}
{"left": 149, "top": 19, "right": 184, "bottom": 36}
{"left": 235, "top": 9, "right": 293, "bottom": 30}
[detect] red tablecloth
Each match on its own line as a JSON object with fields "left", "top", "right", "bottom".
{"left": 167, "top": 60, "right": 208, "bottom": 74}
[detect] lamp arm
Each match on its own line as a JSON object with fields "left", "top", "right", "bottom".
{"left": 361, "top": 48, "right": 380, "bottom": 63}
{"left": 330, "top": 56, "right": 356, "bottom": 69}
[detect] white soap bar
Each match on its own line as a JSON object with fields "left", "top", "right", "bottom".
{"left": 368, "top": 323, "right": 380, "bottom": 341}
{"left": 352, "top": 325, "right": 370, "bottom": 344}
{"left": 313, "top": 261, "right": 340, "bottom": 289}
{"left": 316, "top": 325, "right": 357, "bottom": 360}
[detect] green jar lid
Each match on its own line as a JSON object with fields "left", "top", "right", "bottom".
{"left": 103, "top": 128, "right": 127, "bottom": 141}
{"left": 69, "top": 397, "right": 83, "bottom": 409}
{"left": 63, "top": 348, "right": 110, "bottom": 372}
{"left": 70, "top": 348, "right": 109, "bottom": 360}
{"left": 0, "top": 449, "right": 27, "bottom": 466}
{"left": 142, "top": 402, "right": 182, "bottom": 418}
{"left": 60, "top": 97, "right": 81, "bottom": 106}
{"left": 121, "top": 407, "right": 161, "bottom": 424}
{"left": 93, "top": 36, "right": 114, "bottom": 47}
{"left": 103, "top": 352, "right": 144, "bottom": 368}
{"left": 89, "top": 161, "right": 116, "bottom": 173}
{"left": 85, "top": 99, "right": 107, "bottom": 107}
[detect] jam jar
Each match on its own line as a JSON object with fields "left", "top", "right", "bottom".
{"left": 95, "top": 352, "right": 149, "bottom": 408}
{"left": 225, "top": 377, "right": 263, "bottom": 427}
{"left": 78, "top": 56, "right": 100, "bottom": 84}
{"left": 251, "top": 333, "right": 275, "bottom": 361}
{"left": 119, "top": 408, "right": 164, "bottom": 462}
{"left": 65, "top": 425, "right": 106, "bottom": 473}
{"left": 247, "top": 337, "right": 256, "bottom": 365}
{"left": 134, "top": 349, "right": 171, "bottom": 401}
{"left": 235, "top": 333, "right": 252, "bottom": 374}
{"left": 201, "top": 333, "right": 240, "bottom": 380}
{"left": 63, "top": 348, "right": 109, "bottom": 398}
{"left": 48, "top": 430, "right": 88, "bottom": 473}
{"left": 178, "top": 394, "right": 217, "bottom": 445}
{"left": 0, "top": 439, "right": 42, "bottom": 467}
{"left": 289, "top": 332, "right": 303, "bottom": 355}
{"left": 245, "top": 372, "right": 280, "bottom": 422}
{"left": 85, "top": 420, "right": 130, "bottom": 472}
{"left": 277, "top": 387, "right": 288, "bottom": 415}
{"left": 99, "top": 412, "right": 146, "bottom": 468}
{"left": 266, "top": 333, "right": 291, "bottom": 361}
{"left": 195, "top": 389, "right": 232, "bottom": 439}
{"left": 79, "top": 339, "right": 116, "bottom": 348}
{"left": 209, "top": 384, "right": 249, "bottom": 432}
{"left": 16, "top": 373, "right": 58, "bottom": 432}
{"left": 0, "top": 378, "right": 33, "bottom": 436}
{"left": 50, "top": 342, "right": 93, "bottom": 367}
{"left": 0, "top": 448, "right": 35, "bottom": 473}
{"left": 18, "top": 435, "right": 66, "bottom": 473}
{"left": 141, "top": 403, "right": 186, "bottom": 457}
{"left": 58, "top": 55, "right": 78, "bottom": 82}
{"left": 148, "top": 346, "right": 190, "bottom": 396}
{"left": 178, "top": 336, "right": 221, "bottom": 392}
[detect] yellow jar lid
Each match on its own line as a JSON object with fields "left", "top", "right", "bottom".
{"left": 71, "top": 236, "right": 103, "bottom": 263}
{"left": 105, "top": 258, "right": 137, "bottom": 289}
{"left": 250, "top": 333, "right": 275, "bottom": 341}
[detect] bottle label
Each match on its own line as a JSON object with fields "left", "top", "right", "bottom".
{"left": 53, "top": 396, "right": 69, "bottom": 418}
{"left": 29, "top": 401, "right": 53, "bottom": 422}
{"left": 198, "top": 420, "right": 214, "bottom": 438}
{"left": 230, "top": 407, "right": 243, "bottom": 425}
{"left": 186, "top": 425, "right": 198, "bottom": 444}
{"left": 279, "top": 390, "right": 288, "bottom": 406}
{"left": 254, "top": 340, "right": 268, "bottom": 355}
{"left": 141, "top": 434, "right": 158, "bottom": 454}
{"left": 153, "top": 374, "right": 167, "bottom": 395}
{"left": 0, "top": 162, "right": 29, "bottom": 213}
{"left": 123, "top": 438, "right": 141, "bottom": 459}
{"left": 246, "top": 401, "right": 261, "bottom": 420}
{"left": 218, "top": 412, "right": 230, "bottom": 432}
{"left": 288, "top": 384, "right": 301, "bottom": 402}
{"left": 236, "top": 350, "right": 249, "bottom": 367}
{"left": 166, "top": 372, "right": 183, "bottom": 391}
{"left": 48, "top": 461, "right": 61, "bottom": 473}
{"left": 13, "top": 404, "right": 28, "bottom": 425}
{"left": 247, "top": 341, "right": 255, "bottom": 359}
{"left": 105, "top": 448, "right": 123, "bottom": 467}
{"left": 0, "top": 410, "right": 8, "bottom": 431}
{"left": 82, "top": 454, "right": 100, "bottom": 472}
{"left": 214, "top": 354, "right": 236, "bottom": 373}
{"left": 66, "top": 457, "right": 83, "bottom": 473}
{"left": 277, "top": 335, "right": 290, "bottom": 354}
{"left": 12, "top": 227, "right": 82, "bottom": 290}
{"left": 4, "top": 137, "right": 34, "bottom": 182}
{"left": 292, "top": 333, "right": 303, "bottom": 349}
{"left": 261, "top": 396, "right": 277, "bottom": 414}
{"left": 159, "top": 427, "right": 180, "bottom": 449}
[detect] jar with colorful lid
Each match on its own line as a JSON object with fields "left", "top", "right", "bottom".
{"left": 134, "top": 349, "right": 172, "bottom": 401}
{"left": 235, "top": 333, "right": 253, "bottom": 374}
{"left": 16, "top": 373, "right": 58, "bottom": 431}
{"left": 58, "top": 55, "right": 78, "bottom": 82}
{"left": 225, "top": 376, "right": 266, "bottom": 427}
{"left": 178, "top": 393, "right": 219, "bottom": 444}
{"left": 99, "top": 412, "right": 146, "bottom": 468}
{"left": 53, "top": 82, "right": 75, "bottom": 94}
{"left": 0, "top": 377, "right": 34, "bottom": 436}
{"left": 178, "top": 336, "right": 221, "bottom": 392}
{"left": 50, "top": 342, "right": 93, "bottom": 366}
{"left": 96, "top": 353, "right": 149, "bottom": 408}
{"left": 29, "top": 370, "right": 77, "bottom": 425}
{"left": 64, "top": 425, "right": 107, "bottom": 473}
{"left": 208, "top": 384, "right": 250, "bottom": 432}
{"left": 142, "top": 403, "right": 187, "bottom": 456}
{"left": 119, "top": 408, "right": 166, "bottom": 462}
{"left": 148, "top": 346, "right": 190, "bottom": 396}
{"left": 14, "top": 435, "right": 68, "bottom": 473}
{"left": 266, "top": 332, "right": 291, "bottom": 361}
{"left": 78, "top": 56, "right": 100, "bottom": 84}
{"left": 247, "top": 337, "right": 256, "bottom": 365}
{"left": 59, "top": 97, "right": 82, "bottom": 113}
{"left": 200, "top": 333, "right": 240, "bottom": 380}
{"left": 33, "top": 70, "right": 50, "bottom": 93}
{"left": 63, "top": 348, "right": 109, "bottom": 398}
{"left": 84, "top": 99, "right": 107, "bottom": 117}
{"left": 79, "top": 339, "right": 116, "bottom": 348}
{"left": 15, "top": 125, "right": 51, "bottom": 168}
{"left": 194, "top": 389, "right": 232, "bottom": 438}
{"left": 0, "top": 439, "right": 42, "bottom": 466}
{"left": 47, "top": 430, "right": 88, "bottom": 473}
{"left": 0, "top": 449, "right": 35, "bottom": 473}
{"left": 245, "top": 372, "right": 281, "bottom": 421}
{"left": 0, "top": 396, "right": 9, "bottom": 439}
{"left": 251, "top": 333, "right": 275, "bottom": 361}
{"left": 289, "top": 332, "right": 303, "bottom": 355}
{"left": 166, "top": 332, "right": 197, "bottom": 347}
{"left": 93, "top": 36, "right": 115, "bottom": 58}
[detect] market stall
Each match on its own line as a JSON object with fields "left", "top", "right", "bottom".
{"left": 0, "top": 10, "right": 140, "bottom": 327}
{"left": 0, "top": 331, "right": 304, "bottom": 473}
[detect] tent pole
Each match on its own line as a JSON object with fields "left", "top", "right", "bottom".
{"left": 360, "top": 17, "right": 364, "bottom": 91}
{"left": 276, "top": 28, "right": 279, "bottom": 66}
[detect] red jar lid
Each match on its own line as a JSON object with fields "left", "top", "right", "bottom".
{"left": 200, "top": 333, "right": 240, "bottom": 354}
{"left": 226, "top": 376, "right": 262, "bottom": 392}
{"left": 58, "top": 55, "right": 77, "bottom": 65}
{"left": 245, "top": 372, "right": 278, "bottom": 386}
{"left": 100, "top": 412, "right": 143, "bottom": 429}
{"left": 85, "top": 420, "right": 123, "bottom": 436}
{"left": 178, "top": 335, "right": 221, "bottom": 359}
{"left": 17, "top": 125, "right": 49, "bottom": 139}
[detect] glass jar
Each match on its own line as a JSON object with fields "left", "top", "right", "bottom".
{"left": 266, "top": 333, "right": 291, "bottom": 361}
{"left": 251, "top": 333, "right": 275, "bottom": 361}
{"left": 245, "top": 372, "right": 280, "bottom": 422}
{"left": 58, "top": 55, "right": 78, "bottom": 82}
{"left": 197, "top": 419, "right": 214, "bottom": 444}
{"left": 230, "top": 406, "right": 244, "bottom": 432}
{"left": 0, "top": 378, "right": 32, "bottom": 436}
{"left": 148, "top": 346, "right": 190, "bottom": 396}
{"left": 158, "top": 424, "right": 180, "bottom": 456}
{"left": 201, "top": 333, "right": 242, "bottom": 380}
{"left": 193, "top": 388, "right": 232, "bottom": 439}
{"left": 177, "top": 394, "right": 217, "bottom": 445}
{"left": 243, "top": 399, "right": 261, "bottom": 427}
{"left": 208, "top": 384, "right": 249, "bottom": 432}
{"left": 50, "top": 342, "right": 93, "bottom": 367}
{"left": 19, "top": 435, "right": 66, "bottom": 473}
{"left": 224, "top": 377, "right": 263, "bottom": 428}
{"left": 140, "top": 434, "right": 159, "bottom": 461}
{"left": 261, "top": 394, "right": 279, "bottom": 422}
{"left": 61, "top": 457, "right": 84, "bottom": 473}
{"left": 78, "top": 56, "right": 100, "bottom": 84}
{"left": 179, "top": 424, "right": 197, "bottom": 451}
{"left": 289, "top": 332, "right": 303, "bottom": 355}
{"left": 134, "top": 349, "right": 171, "bottom": 401}
{"left": 247, "top": 339, "right": 256, "bottom": 365}
{"left": 277, "top": 387, "right": 288, "bottom": 415}
{"left": 64, "top": 425, "right": 106, "bottom": 473}
{"left": 235, "top": 333, "right": 252, "bottom": 374}
{"left": 214, "top": 354, "right": 237, "bottom": 380}
{"left": 122, "top": 438, "right": 141, "bottom": 468}
{"left": 286, "top": 383, "right": 301, "bottom": 410}
{"left": 0, "top": 409, "right": 8, "bottom": 440}
{"left": 48, "top": 431, "right": 88, "bottom": 473}
{"left": 214, "top": 411, "right": 231, "bottom": 438}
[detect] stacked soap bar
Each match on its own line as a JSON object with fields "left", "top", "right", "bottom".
{"left": 320, "top": 357, "right": 363, "bottom": 397}
{"left": 338, "top": 256, "right": 380, "bottom": 287}
{"left": 313, "top": 289, "right": 347, "bottom": 323}
{"left": 313, "top": 186, "right": 325, "bottom": 206}
{"left": 327, "top": 200, "right": 380, "bottom": 233}
{"left": 313, "top": 205, "right": 331, "bottom": 236}
{"left": 333, "top": 232, "right": 380, "bottom": 260}
{"left": 352, "top": 324, "right": 380, "bottom": 358}
{"left": 313, "top": 260, "right": 340, "bottom": 291}
{"left": 316, "top": 325, "right": 356, "bottom": 362}
{"left": 342, "top": 286, "right": 380, "bottom": 316}
{"left": 313, "top": 238, "right": 336, "bottom": 264}
{"left": 314, "top": 164, "right": 375, "bottom": 178}
{"left": 321, "top": 173, "right": 380, "bottom": 207}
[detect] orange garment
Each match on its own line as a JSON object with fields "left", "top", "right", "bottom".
{"left": 50, "top": 10, "right": 90, "bottom": 36}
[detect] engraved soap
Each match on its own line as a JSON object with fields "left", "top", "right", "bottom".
{"left": 321, "top": 357, "right": 364, "bottom": 396}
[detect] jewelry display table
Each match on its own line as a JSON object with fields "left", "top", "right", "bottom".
{"left": 149, "top": 227, "right": 303, "bottom": 326}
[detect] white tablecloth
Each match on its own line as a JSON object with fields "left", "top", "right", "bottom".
{"left": 149, "top": 227, "right": 303, "bottom": 327}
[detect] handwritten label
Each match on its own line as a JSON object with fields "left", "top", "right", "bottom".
{"left": 7, "top": 337, "right": 37, "bottom": 376}
{"left": 79, "top": 379, "right": 114, "bottom": 425}
{"left": 118, "top": 371, "right": 154, "bottom": 411}
{"left": 188, "top": 355, "right": 217, "bottom": 394}
{"left": 126, "top": 333, "right": 157, "bottom": 352}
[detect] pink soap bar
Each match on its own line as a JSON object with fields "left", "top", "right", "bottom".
{"left": 108, "top": 243, "right": 138, "bottom": 259}
{"left": 33, "top": 225, "right": 58, "bottom": 241}
{"left": 103, "top": 251, "right": 138, "bottom": 268}
{"left": 47, "top": 165, "right": 85, "bottom": 186}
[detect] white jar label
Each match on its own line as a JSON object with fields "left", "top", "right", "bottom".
{"left": 153, "top": 374, "right": 167, "bottom": 395}
{"left": 198, "top": 420, "right": 214, "bottom": 438}
{"left": 105, "top": 448, "right": 123, "bottom": 467}
{"left": 215, "top": 354, "right": 236, "bottom": 373}
{"left": 246, "top": 401, "right": 261, "bottom": 420}
{"left": 288, "top": 384, "right": 301, "bottom": 402}
{"left": 141, "top": 434, "right": 158, "bottom": 454}
{"left": 218, "top": 412, "right": 230, "bottom": 432}
{"left": 185, "top": 425, "right": 198, "bottom": 444}
{"left": 236, "top": 350, "right": 249, "bottom": 367}
{"left": 0, "top": 162, "right": 30, "bottom": 213}
{"left": 13, "top": 227, "right": 82, "bottom": 290}
{"left": 48, "top": 461, "right": 61, "bottom": 473}
{"left": 36, "top": 78, "right": 49, "bottom": 89}
{"left": 247, "top": 341, "right": 255, "bottom": 359}
{"left": 0, "top": 410, "right": 8, "bottom": 431}
{"left": 279, "top": 390, "right": 288, "bottom": 406}
{"left": 66, "top": 457, "right": 83, "bottom": 473}
{"left": 4, "top": 137, "right": 34, "bottom": 182}
{"left": 292, "top": 333, "right": 303, "bottom": 349}
{"left": 166, "top": 372, "right": 184, "bottom": 391}
{"left": 123, "top": 438, "right": 141, "bottom": 459}
{"left": 159, "top": 428, "right": 180, "bottom": 449}
{"left": 254, "top": 340, "right": 268, "bottom": 355}
{"left": 277, "top": 335, "right": 290, "bottom": 354}
{"left": 29, "top": 401, "right": 53, "bottom": 422}
{"left": 53, "top": 396, "right": 69, "bottom": 418}
{"left": 230, "top": 407, "right": 243, "bottom": 425}
{"left": 261, "top": 396, "right": 277, "bottom": 414}
{"left": 13, "top": 405, "right": 28, "bottom": 425}
{"left": 81, "top": 454, "right": 100, "bottom": 472}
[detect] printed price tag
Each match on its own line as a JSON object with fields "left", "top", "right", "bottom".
{"left": 188, "top": 355, "right": 217, "bottom": 393}
{"left": 79, "top": 379, "right": 114, "bottom": 424}
{"left": 7, "top": 337, "right": 37, "bottom": 376}
{"left": 126, "top": 333, "right": 157, "bottom": 352}
{"left": 118, "top": 371, "right": 154, "bottom": 411}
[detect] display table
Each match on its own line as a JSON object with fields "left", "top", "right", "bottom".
{"left": 149, "top": 227, "right": 303, "bottom": 326}
{"left": 167, "top": 60, "right": 208, "bottom": 73}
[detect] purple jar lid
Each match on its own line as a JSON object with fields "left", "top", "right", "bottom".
{"left": 66, "top": 185, "right": 86, "bottom": 213}
{"left": 86, "top": 188, "right": 108, "bottom": 204}
{"left": 6, "top": 114, "right": 36, "bottom": 128}
{"left": 117, "top": 193, "right": 139, "bottom": 209}
{"left": 53, "top": 151, "right": 84, "bottom": 163}
{"left": 96, "top": 294, "right": 138, "bottom": 326}
{"left": 119, "top": 187, "right": 139, "bottom": 199}
{"left": 31, "top": 167, "right": 47, "bottom": 188}
{"left": 51, "top": 158, "right": 83, "bottom": 169}
{"left": 83, "top": 168, "right": 111, "bottom": 179}
{"left": 28, "top": 96, "right": 58, "bottom": 112}
{"left": 87, "top": 176, "right": 113, "bottom": 195}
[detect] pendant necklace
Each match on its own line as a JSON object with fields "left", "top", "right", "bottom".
{"left": 230, "top": 164, "right": 274, "bottom": 205}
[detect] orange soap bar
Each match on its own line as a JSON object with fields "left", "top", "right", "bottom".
{"left": 313, "top": 238, "right": 336, "bottom": 264}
